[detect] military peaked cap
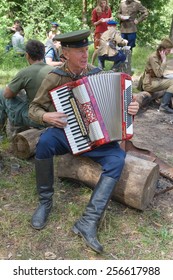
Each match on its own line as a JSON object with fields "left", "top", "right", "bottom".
{"left": 53, "top": 30, "right": 92, "bottom": 48}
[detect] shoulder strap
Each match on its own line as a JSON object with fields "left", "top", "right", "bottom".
{"left": 50, "top": 67, "right": 102, "bottom": 78}
{"left": 50, "top": 68, "right": 71, "bottom": 77}
{"left": 45, "top": 47, "right": 60, "bottom": 62}
{"left": 86, "top": 67, "right": 102, "bottom": 76}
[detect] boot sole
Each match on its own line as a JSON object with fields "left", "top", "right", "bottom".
{"left": 72, "top": 225, "right": 103, "bottom": 254}
{"left": 31, "top": 224, "right": 46, "bottom": 230}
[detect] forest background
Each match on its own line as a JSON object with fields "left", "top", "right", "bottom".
{"left": 0, "top": 0, "right": 173, "bottom": 51}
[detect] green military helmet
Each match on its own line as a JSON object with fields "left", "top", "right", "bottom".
{"left": 53, "top": 29, "right": 93, "bottom": 48}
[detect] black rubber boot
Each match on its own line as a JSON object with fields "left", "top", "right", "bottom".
{"left": 31, "top": 158, "right": 54, "bottom": 230}
{"left": 72, "top": 176, "right": 117, "bottom": 253}
{"left": 0, "top": 89, "right": 7, "bottom": 131}
{"left": 159, "top": 92, "right": 173, "bottom": 113}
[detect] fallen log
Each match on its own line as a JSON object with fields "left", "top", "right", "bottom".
{"left": 12, "top": 128, "right": 173, "bottom": 184}
{"left": 12, "top": 129, "right": 160, "bottom": 209}
{"left": 12, "top": 128, "right": 46, "bottom": 159}
{"left": 54, "top": 153, "right": 159, "bottom": 211}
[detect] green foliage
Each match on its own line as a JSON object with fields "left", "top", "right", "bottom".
{"left": 0, "top": 1, "right": 173, "bottom": 48}
{"left": 137, "top": 0, "right": 172, "bottom": 46}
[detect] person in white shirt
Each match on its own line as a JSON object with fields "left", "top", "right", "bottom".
{"left": 12, "top": 26, "right": 25, "bottom": 56}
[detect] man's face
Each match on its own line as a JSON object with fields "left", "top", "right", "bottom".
{"left": 14, "top": 22, "right": 20, "bottom": 28}
{"left": 51, "top": 25, "right": 58, "bottom": 31}
{"left": 53, "top": 40, "right": 61, "bottom": 50}
{"left": 63, "top": 46, "right": 89, "bottom": 70}
{"left": 165, "top": 48, "right": 171, "bottom": 55}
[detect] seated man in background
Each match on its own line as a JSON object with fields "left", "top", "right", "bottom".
{"left": 5, "top": 19, "right": 24, "bottom": 52}
{"left": 0, "top": 39, "right": 54, "bottom": 136}
{"left": 12, "top": 26, "right": 25, "bottom": 56}
{"left": 44, "top": 35, "right": 64, "bottom": 67}
{"left": 139, "top": 37, "right": 173, "bottom": 114}
{"left": 97, "top": 20, "right": 128, "bottom": 70}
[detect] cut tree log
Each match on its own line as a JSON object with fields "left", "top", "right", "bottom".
{"left": 54, "top": 153, "right": 159, "bottom": 211}
{"left": 12, "top": 128, "right": 160, "bottom": 210}
{"left": 12, "top": 128, "right": 46, "bottom": 159}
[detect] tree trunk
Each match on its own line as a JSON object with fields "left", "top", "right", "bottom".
{"left": 55, "top": 153, "right": 159, "bottom": 210}
{"left": 12, "top": 128, "right": 45, "bottom": 159}
{"left": 82, "top": 0, "right": 87, "bottom": 26}
{"left": 170, "top": 14, "right": 173, "bottom": 41}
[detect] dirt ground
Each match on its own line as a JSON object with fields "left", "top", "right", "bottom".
{"left": 131, "top": 96, "right": 173, "bottom": 223}
{"left": 130, "top": 57, "right": 173, "bottom": 222}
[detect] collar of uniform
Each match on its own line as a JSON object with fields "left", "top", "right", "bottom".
{"left": 64, "top": 62, "right": 88, "bottom": 80}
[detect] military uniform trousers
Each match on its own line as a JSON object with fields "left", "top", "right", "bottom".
{"left": 36, "top": 127, "right": 126, "bottom": 180}
{"left": 98, "top": 50, "right": 126, "bottom": 69}
{"left": 143, "top": 78, "right": 173, "bottom": 94}
{"left": 0, "top": 89, "right": 43, "bottom": 128}
{"left": 121, "top": 33, "right": 136, "bottom": 49}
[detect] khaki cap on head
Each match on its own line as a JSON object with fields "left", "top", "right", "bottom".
{"left": 53, "top": 29, "right": 92, "bottom": 48}
{"left": 159, "top": 37, "right": 173, "bottom": 49}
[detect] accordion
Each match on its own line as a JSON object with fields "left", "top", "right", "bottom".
{"left": 49, "top": 71, "right": 133, "bottom": 155}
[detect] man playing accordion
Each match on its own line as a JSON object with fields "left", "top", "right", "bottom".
{"left": 29, "top": 29, "right": 139, "bottom": 254}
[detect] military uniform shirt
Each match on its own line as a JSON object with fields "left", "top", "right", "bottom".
{"left": 142, "top": 51, "right": 167, "bottom": 90}
{"left": 98, "top": 26, "right": 127, "bottom": 57}
{"left": 117, "top": 0, "right": 148, "bottom": 33}
{"left": 29, "top": 62, "right": 95, "bottom": 125}
{"left": 8, "top": 62, "right": 54, "bottom": 103}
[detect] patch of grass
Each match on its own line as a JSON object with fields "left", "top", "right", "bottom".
{"left": 132, "top": 46, "right": 154, "bottom": 76}
{"left": 0, "top": 51, "right": 27, "bottom": 87}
